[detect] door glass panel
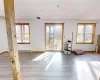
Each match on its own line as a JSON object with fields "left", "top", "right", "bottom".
{"left": 54, "top": 24, "right": 62, "bottom": 50}
{"left": 46, "top": 24, "right": 63, "bottom": 51}
{"left": 46, "top": 25, "right": 54, "bottom": 50}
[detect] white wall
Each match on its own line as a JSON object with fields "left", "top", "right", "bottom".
{"left": 0, "top": 20, "right": 8, "bottom": 52}
{"left": 0, "top": 19, "right": 100, "bottom": 52}
{"left": 31, "top": 20, "right": 100, "bottom": 51}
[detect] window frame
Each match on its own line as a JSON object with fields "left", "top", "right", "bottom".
{"left": 76, "top": 23, "right": 96, "bottom": 44}
{"left": 15, "top": 23, "right": 30, "bottom": 44}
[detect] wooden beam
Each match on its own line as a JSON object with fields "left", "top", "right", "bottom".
{"left": 3, "top": 0, "right": 21, "bottom": 80}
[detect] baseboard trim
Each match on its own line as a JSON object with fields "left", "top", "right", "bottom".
{"left": 18, "top": 50, "right": 31, "bottom": 52}
{"left": 32, "top": 50, "right": 46, "bottom": 53}
{"left": 0, "top": 51, "right": 8, "bottom": 54}
{"left": 84, "top": 51, "right": 95, "bottom": 53}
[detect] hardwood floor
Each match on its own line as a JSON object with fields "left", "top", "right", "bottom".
{"left": 0, "top": 52, "right": 100, "bottom": 80}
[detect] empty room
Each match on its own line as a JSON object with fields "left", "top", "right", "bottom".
{"left": 0, "top": 0, "right": 100, "bottom": 80}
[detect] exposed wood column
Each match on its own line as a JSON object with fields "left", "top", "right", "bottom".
{"left": 3, "top": 0, "right": 21, "bottom": 80}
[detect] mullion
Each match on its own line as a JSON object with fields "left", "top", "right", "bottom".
{"left": 23, "top": 25, "right": 25, "bottom": 43}
{"left": 92, "top": 25, "right": 94, "bottom": 43}
{"left": 83, "top": 24, "right": 86, "bottom": 43}
{"left": 21, "top": 25, "right": 23, "bottom": 43}
{"left": 21, "top": 25, "right": 24, "bottom": 43}
{"left": 53, "top": 26, "right": 54, "bottom": 50}
{"left": 91, "top": 24, "right": 94, "bottom": 43}
{"left": 49, "top": 26, "right": 51, "bottom": 42}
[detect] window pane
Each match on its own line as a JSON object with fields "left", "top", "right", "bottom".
{"left": 22, "top": 26, "right": 24, "bottom": 34}
{"left": 23, "top": 34, "right": 30, "bottom": 43}
{"left": 77, "top": 34, "right": 84, "bottom": 43}
{"left": 24, "top": 25, "right": 29, "bottom": 33}
{"left": 78, "top": 25, "right": 84, "bottom": 34}
{"left": 85, "top": 24, "right": 93, "bottom": 33}
{"left": 16, "top": 33, "right": 21, "bottom": 43}
{"left": 16, "top": 25, "right": 21, "bottom": 33}
{"left": 85, "top": 34, "right": 92, "bottom": 43}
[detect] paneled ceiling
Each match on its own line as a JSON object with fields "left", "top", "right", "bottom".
{"left": 0, "top": 0, "right": 100, "bottom": 20}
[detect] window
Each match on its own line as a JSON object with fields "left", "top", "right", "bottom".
{"left": 76, "top": 23, "right": 96, "bottom": 44}
{"left": 15, "top": 23, "right": 30, "bottom": 44}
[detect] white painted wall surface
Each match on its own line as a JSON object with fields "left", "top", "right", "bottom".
{"left": 31, "top": 20, "right": 99, "bottom": 51}
{"left": 0, "top": 19, "right": 100, "bottom": 51}
{"left": 0, "top": 20, "right": 8, "bottom": 52}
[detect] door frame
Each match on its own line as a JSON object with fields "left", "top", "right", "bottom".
{"left": 45, "top": 23, "right": 64, "bottom": 51}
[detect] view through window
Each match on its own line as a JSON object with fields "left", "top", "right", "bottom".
{"left": 77, "top": 23, "right": 96, "bottom": 44}
{"left": 15, "top": 23, "right": 30, "bottom": 44}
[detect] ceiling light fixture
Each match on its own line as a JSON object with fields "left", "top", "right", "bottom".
{"left": 57, "top": 5, "right": 60, "bottom": 8}
{"left": 36, "top": 17, "right": 40, "bottom": 19}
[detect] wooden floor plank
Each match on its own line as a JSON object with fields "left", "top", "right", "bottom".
{"left": 0, "top": 52, "right": 100, "bottom": 80}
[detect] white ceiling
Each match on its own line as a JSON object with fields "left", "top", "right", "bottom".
{"left": 0, "top": 0, "right": 100, "bottom": 20}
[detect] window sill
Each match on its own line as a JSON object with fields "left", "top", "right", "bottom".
{"left": 76, "top": 43, "right": 94, "bottom": 44}
{"left": 17, "top": 43, "right": 30, "bottom": 44}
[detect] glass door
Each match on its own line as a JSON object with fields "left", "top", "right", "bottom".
{"left": 46, "top": 23, "right": 63, "bottom": 51}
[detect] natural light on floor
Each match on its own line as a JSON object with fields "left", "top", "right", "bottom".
{"left": 32, "top": 52, "right": 48, "bottom": 61}
{"left": 45, "top": 52, "right": 62, "bottom": 70}
{"left": 76, "top": 60, "right": 100, "bottom": 80}
{"left": 32, "top": 52, "right": 100, "bottom": 80}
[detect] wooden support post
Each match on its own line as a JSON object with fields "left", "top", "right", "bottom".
{"left": 3, "top": 0, "right": 21, "bottom": 80}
